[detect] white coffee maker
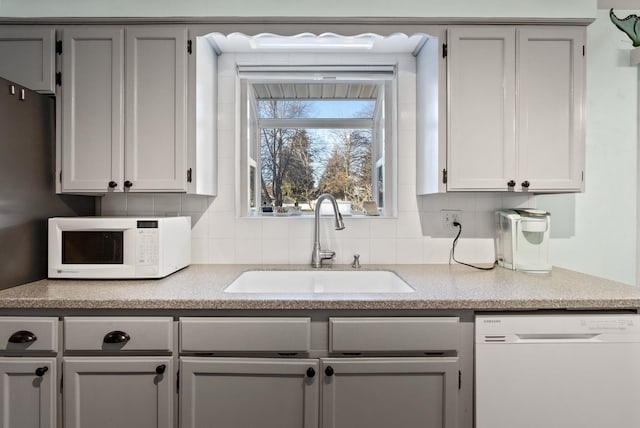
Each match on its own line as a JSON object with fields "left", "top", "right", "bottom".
{"left": 495, "top": 209, "right": 551, "bottom": 273}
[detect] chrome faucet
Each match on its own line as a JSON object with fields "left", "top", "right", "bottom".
{"left": 311, "top": 193, "right": 345, "bottom": 268}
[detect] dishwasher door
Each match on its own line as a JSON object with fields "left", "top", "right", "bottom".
{"left": 475, "top": 314, "right": 640, "bottom": 428}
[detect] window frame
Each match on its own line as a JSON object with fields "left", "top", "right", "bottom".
{"left": 239, "top": 62, "right": 398, "bottom": 217}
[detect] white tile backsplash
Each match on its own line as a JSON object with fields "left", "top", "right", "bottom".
{"left": 191, "top": 238, "right": 208, "bottom": 264}
{"left": 370, "top": 238, "right": 398, "bottom": 264}
{"left": 153, "top": 194, "right": 181, "bottom": 216}
{"left": 208, "top": 238, "right": 236, "bottom": 263}
{"left": 100, "top": 190, "right": 515, "bottom": 264}
{"left": 397, "top": 238, "right": 425, "bottom": 264}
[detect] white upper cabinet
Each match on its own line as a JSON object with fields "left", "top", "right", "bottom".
{"left": 59, "top": 26, "right": 205, "bottom": 194}
{"left": 426, "top": 25, "right": 585, "bottom": 193}
{"left": 125, "top": 27, "right": 188, "bottom": 192}
{"left": 447, "top": 27, "right": 516, "bottom": 192}
{"left": 0, "top": 26, "right": 56, "bottom": 93}
{"left": 517, "top": 27, "right": 585, "bottom": 192}
{"left": 60, "top": 27, "right": 125, "bottom": 192}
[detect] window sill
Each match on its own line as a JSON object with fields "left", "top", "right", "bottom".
{"left": 241, "top": 213, "right": 394, "bottom": 219}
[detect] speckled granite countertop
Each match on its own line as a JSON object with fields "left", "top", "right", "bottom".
{"left": 0, "top": 264, "right": 638, "bottom": 311}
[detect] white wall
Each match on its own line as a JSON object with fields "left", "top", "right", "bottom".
{"left": 0, "top": 0, "right": 596, "bottom": 19}
{"left": 538, "top": 9, "right": 638, "bottom": 285}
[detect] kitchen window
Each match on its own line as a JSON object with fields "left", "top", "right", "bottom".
{"left": 240, "top": 66, "right": 395, "bottom": 216}
{"left": 205, "top": 31, "right": 439, "bottom": 218}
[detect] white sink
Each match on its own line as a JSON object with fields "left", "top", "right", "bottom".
{"left": 224, "top": 270, "right": 414, "bottom": 294}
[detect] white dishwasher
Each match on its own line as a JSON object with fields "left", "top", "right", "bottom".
{"left": 476, "top": 314, "right": 640, "bottom": 428}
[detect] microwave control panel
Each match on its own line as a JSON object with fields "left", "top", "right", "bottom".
{"left": 136, "top": 222, "right": 159, "bottom": 266}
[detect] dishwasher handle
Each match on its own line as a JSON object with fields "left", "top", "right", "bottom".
{"left": 516, "top": 333, "right": 601, "bottom": 342}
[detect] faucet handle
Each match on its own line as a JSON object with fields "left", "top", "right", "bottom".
{"left": 320, "top": 250, "right": 336, "bottom": 263}
{"left": 352, "top": 254, "right": 361, "bottom": 269}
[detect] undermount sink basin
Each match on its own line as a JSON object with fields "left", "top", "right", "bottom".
{"left": 224, "top": 270, "right": 415, "bottom": 294}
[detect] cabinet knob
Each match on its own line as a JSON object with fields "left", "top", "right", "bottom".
{"left": 507, "top": 180, "right": 516, "bottom": 188}
{"left": 324, "top": 366, "right": 334, "bottom": 377}
{"left": 108, "top": 181, "right": 118, "bottom": 189}
{"left": 8, "top": 330, "right": 37, "bottom": 344}
{"left": 103, "top": 330, "right": 131, "bottom": 344}
{"left": 124, "top": 180, "right": 133, "bottom": 189}
{"left": 155, "top": 364, "right": 166, "bottom": 375}
{"left": 521, "top": 180, "right": 530, "bottom": 189}
{"left": 35, "top": 366, "right": 48, "bottom": 377}
{"left": 306, "top": 367, "right": 316, "bottom": 378}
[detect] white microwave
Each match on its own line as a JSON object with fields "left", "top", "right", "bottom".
{"left": 48, "top": 217, "right": 191, "bottom": 279}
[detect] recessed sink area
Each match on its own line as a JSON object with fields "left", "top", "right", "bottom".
{"left": 224, "top": 270, "right": 415, "bottom": 294}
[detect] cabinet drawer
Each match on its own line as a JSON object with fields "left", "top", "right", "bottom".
{"left": 180, "top": 317, "right": 311, "bottom": 353}
{"left": 329, "top": 317, "right": 459, "bottom": 353}
{"left": 64, "top": 317, "right": 173, "bottom": 352}
{"left": 0, "top": 317, "right": 58, "bottom": 353}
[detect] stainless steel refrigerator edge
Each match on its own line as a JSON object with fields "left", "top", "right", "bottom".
{"left": 0, "top": 76, "right": 95, "bottom": 290}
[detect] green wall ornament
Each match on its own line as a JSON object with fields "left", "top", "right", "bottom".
{"left": 610, "top": 9, "right": 640, "bottom": 47}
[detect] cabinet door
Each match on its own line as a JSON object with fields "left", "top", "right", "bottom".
{"left": 125, "top": 27, "right": 188, "bottom": 192}
{"left": 321, "top": 357, "right": 459, "bottom": 428}
{"left": 0, "top": 357, "right": 56, "bottom": 428}
{"left": 60, "top": 27, "right": 125, "bottom": 192}
{"left": 63, "top": 357, "right": 173, "bottom": 428}
{"left": 0, "top": 26, "right": 55, "bottom": 93}
{"left": 517, "top": 27, "right": 585, "bottom": 192}
{"left": 447, "top": 27, "right": 516, "bottom": 191}
{"left": 180, "top": 357, "right": 319, "bottom": 428}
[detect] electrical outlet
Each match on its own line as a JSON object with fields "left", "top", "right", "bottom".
{"left": 441, "top": 210, "right": 461, "bottom": 230}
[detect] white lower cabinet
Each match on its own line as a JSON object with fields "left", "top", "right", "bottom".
{"left": 62, "top": 317, "right": 175, "bottom": 428}
{"left": 63, "top": 357, "right": 173, "bottom": 428}
{"left": 0, "top": 357, "right": 57, "bottom": 428}
{"left": 180, "top": 357, "right": 320, "bottom": 428}
{"left": 178, "top": 316, "right": 461, "bottom": 428}
{"left": 0, "top": 317, "right": 59, "bottom": 428}
{"left": 321, "top": 357, "right": 459, "bottom": 428}
{"left": 179, "top": 356, "right": 458, "bottom": 428}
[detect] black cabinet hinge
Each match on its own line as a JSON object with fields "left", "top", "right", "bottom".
{"left": 59, "top": 171, "right": 62, "bottom": 183}
{"left": 583, "top": 45, "right": 585, "bottom": 56}
{"left": 458, "top": 370, "right": 461, "bottom": 390}
{"left": 176, "top": 370, "right": 180, "bottom": 392}
{"left": 56, "top": 72, "right": 62, "bottom": 86}
{"left": 443, "top": 43, "right": 448, "bottom": 58}
{"left": 187, "top": 40, "right": 192, "bottom": 55}
{"left": 442, "top": 168, "right": 448, "bottom": 184}
{"left": 60, "top": 375, "right": 63, "bottom": 390}
{"left": 56, "top": 40, "right": 62, "bottom": 55}
{"left": 187, "top": 168, "right": 193, "bottom": 183}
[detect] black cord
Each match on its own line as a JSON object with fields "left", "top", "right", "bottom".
{"left": 449, "top": 221, "right": 497, "bottom": 271}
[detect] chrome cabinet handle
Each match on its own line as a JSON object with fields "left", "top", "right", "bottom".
{"left": 8, "top": 330, "right": 37, "bottom": 344}
{"left": 103, "top": 330, "right": 130, "bottom": 344}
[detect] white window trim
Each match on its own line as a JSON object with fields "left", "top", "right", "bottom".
{"left": 233, "top": 53, "right": 401, "bottom": 218}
